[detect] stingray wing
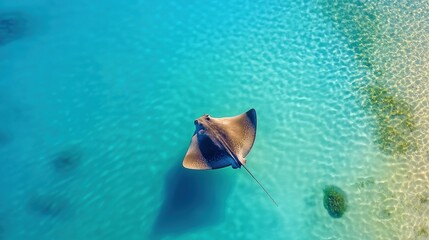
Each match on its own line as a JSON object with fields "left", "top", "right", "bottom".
{"left": 219, "top": 108, "right": 257, "bottom": 158}
{"left": 183, "top": 134, "right": 232, "bottom": 170}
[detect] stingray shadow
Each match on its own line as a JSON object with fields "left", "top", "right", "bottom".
{"left": 151, "top": 161, "right": 234, "bottom": 238}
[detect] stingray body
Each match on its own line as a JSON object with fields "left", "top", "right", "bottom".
{"left": 183, "top": 109, "right": 277, "bottom": 206}
{"left": 183, "top": 108, "right": 257, "bottom": 170}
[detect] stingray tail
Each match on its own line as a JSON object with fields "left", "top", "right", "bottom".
{"left": 242, "top": 164, "right": 278, "bottom": 207}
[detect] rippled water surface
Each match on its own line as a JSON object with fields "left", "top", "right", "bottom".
{"left": 0, "top": 0, "right": 428, "bottom": 239}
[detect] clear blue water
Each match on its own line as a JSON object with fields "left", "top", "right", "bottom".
{"left": 0, "top": 0, "right": 415, "bottom": 239}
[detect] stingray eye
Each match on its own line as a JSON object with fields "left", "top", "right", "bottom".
{"left": 206, "top": 116, "right": 210, "bottom": 120}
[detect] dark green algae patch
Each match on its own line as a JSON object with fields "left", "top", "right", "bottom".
{"left": 323, "top": 185, "right": 348, "bottom": 218}
{"left": 319, "top": 0, "right": 382, "bottom": 70}
{"left": 362, "top": 84, "right": 416, "bottom": 155}
{"left": 320, "top": 0, "right": 417, "bottom": 155}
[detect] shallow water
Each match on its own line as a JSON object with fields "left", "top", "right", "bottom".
{"left": 0, "top": 0, "right": 428, "bottom": 239}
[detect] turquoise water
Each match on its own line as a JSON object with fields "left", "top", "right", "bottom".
{"left": 0, "top": 1, "right": 422, "bottom": 239}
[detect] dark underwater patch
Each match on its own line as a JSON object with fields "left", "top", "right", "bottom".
{"left": 151, "top": 162, "right": 233, "bottom": 238}
{"left": 0, "top": 12, "right": 27, "bottom": 46}
{"left": 0, "top": 131, "right": 12, "bottom": 146}
{"left": 51, "top": 148, "right": 81, "bottom": 173}
{"left": 27, "top": 194, "right": 68, "bottom": 218}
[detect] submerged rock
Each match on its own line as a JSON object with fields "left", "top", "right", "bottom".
{"left": 52, "top": 149, "right": 81, "bottom": 173}
{"left": 323, "top": 185, "right": 348, "bottom": 218}
{"left": 0, "top": 12, "right": 27, "bottom": 46}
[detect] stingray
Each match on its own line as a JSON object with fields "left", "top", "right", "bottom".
{"left": 183, "top": 108, "right": 277, "bottom": 206}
